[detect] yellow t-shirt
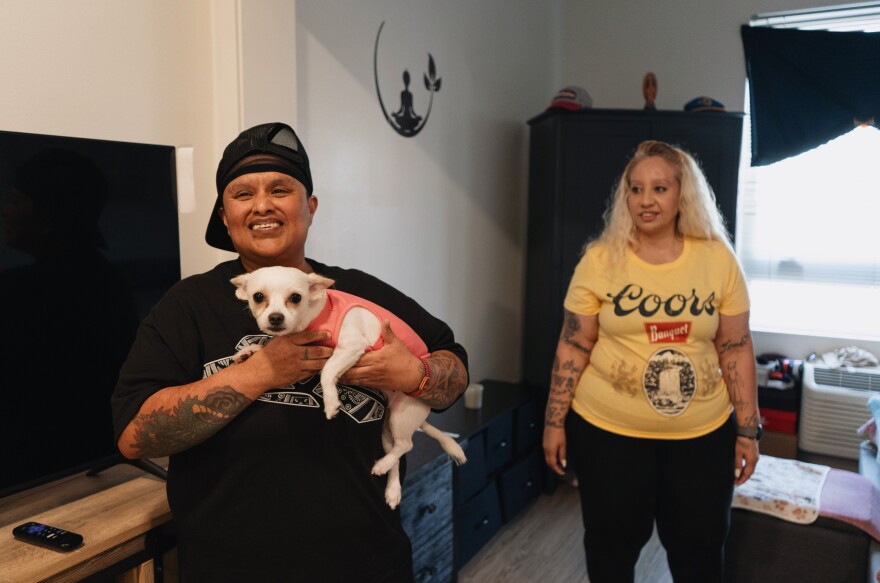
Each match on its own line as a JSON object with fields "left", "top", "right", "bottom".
{"left": 564, "top": 238, "right": 750, "bottom": 439}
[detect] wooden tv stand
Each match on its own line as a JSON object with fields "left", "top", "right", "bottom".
{"left": 0, "top": 461, "right": 174, "bottom": 582}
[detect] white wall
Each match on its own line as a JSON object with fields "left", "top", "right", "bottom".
{"left": 294, "top": 1, "right": 561, "bottom": 382}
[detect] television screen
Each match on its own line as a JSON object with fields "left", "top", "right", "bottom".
{"left": 0, "top": 129, "right": 180, "bottom": 498}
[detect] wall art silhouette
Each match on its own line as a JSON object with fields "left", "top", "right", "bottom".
{"left": 373, "top": 21, "right": 441, "bottom": 138}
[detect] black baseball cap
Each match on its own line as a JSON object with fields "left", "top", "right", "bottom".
{"left": 205, "top": 122, "right": 313, "bottom": 251}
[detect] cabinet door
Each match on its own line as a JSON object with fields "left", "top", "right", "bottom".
{"left": 456, "top": 482, "right": 503, "bottom": 569}
{"left": 484, "top": 413, "right": 514, "bottom": 475}
{"left": 513, "top": 397, "right": 543, "bottom": 455}
{"left": 456, "top": 433, "right": 487, "bottom": 502}
{"left": 558, "top": 118, "right": 651, "bottom": 295}
{"left": 524, "top": 116, "right": 650, "bottom": 388}
{"left": 498, "top": 447, "right": 545, "bottom": 522}
{"left": 524, "top": 115, "right": 570, "bottom": 389}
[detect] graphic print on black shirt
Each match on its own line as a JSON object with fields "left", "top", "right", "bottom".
{"left": 202, "top": 333, "right": 388, "bottom": 423}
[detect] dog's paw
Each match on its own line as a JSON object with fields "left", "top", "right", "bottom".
{"left": 232, "top": 345, "right": 261, "bottom": 364}
{"left": 323, "top": 400, "right": 341, "bottom": 420}
{"left": 372, "top": 455, "right": 396, "bottom": 476}
{"left": 384, "top": 483, "right": 402, "bottom": 510}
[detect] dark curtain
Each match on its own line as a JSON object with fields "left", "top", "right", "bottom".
{"left": 741, "top": 25, "right": 880, "bottom": 166}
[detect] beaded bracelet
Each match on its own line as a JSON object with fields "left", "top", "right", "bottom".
{"left": 405, "top": 357, "right": 431, "bottom": 398}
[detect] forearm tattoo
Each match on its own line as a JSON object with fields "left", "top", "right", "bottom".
{"left": 131, "top": 386, "right": 251, "bottom": 458}
{"left": 562, "top": 311, "right": 591, "bottom": 355}
{"left": 545, "top": 356, "right": 581, "bottom": 428}
{"left": 419, "top": 352, "right": 467, "bottom": 409}
{"left": 725, "top": 361, "right": 760, "bottom": 430}
{"left": 719, "top": 334, "right": 750, "bottom": 355}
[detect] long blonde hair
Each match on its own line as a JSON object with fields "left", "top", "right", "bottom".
{"left": 591, "top": 140, "right": 731, "bottom": 263}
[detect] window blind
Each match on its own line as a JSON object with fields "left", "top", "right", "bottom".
{"left": 738, "top": 4, "right": 880, "bottom": 290}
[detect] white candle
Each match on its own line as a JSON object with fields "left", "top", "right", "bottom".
{"left": 464, "top": 383, "right": 484, "bottom": 409}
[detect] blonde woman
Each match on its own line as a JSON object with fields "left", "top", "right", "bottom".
{"left": 543, "top": 140, "right": 759, "bottom": 583}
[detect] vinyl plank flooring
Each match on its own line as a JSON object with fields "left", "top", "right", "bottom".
{"left": 457, "top": 482, "right": 673, "bottom": 583}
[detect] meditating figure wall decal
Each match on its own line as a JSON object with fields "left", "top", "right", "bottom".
{"left": 373, "top": 21, "right": 442, "bottom": 138}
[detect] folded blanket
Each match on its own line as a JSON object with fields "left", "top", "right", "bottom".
{"left": 820, "top": 468, "right": 880, "bottom": 542}
{"left": 733, "top": 455, "right": 829, "bottom": 524}
{"left": 733, "top": 455, "right": 880, "bottom": 542}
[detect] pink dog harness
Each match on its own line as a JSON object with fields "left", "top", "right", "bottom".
{"left": 306, "top": 289, "right": 429, "bottom": 358}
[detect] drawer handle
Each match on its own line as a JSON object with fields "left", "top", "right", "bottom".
{"left": 476, "top": 516, "right": 490, "bottom": 529}
{"left": 528, "top": 421, "right": 536, "bottom": 429}
{"left": 494, "top": 439, "right": 508, "bottom": 449}
{"left": 420, "top": 503, "right": 437, "bottom": 517}
{"left": 525, "top": 480, "right": 533, "bottom": 488}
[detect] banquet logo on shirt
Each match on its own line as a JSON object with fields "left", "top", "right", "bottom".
{"left": 645, "top": 322, "right": 692, "bottom": 344}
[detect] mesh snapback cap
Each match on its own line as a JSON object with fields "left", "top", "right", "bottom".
{"left": 206, "top": 122, "right": 313, "bottom": 252}
{"left": 547, "top": 86, "right": 593, "bottom": 111}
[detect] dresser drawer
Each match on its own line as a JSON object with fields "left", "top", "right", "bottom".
{"left": 514, "top": 397, "right": 543, "bottom": 454}
{"left": 484, "top": 411, "right": 514, "bottom": 474}
{"left": 401, "top": 434, "right": 455, "bottom": 583}
{"left": 457, "top": 481, "right": 503, "bottom": 568}
{"left": 401, "top": 457, "right": 453, "bottom": 542}
{"left": 412, "top": 520, "right": 454, "bottom": 583}
{"left": 499, "top": 447, "right": 545, "bottom": 522}
{"left": 456, "top": 432, "right": 487, "bottom": 502}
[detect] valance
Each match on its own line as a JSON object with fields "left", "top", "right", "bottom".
{"left": 741, "top": 25, "right": 880, "bottom": 166}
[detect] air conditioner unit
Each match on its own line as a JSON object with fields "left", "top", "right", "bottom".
{"left": 799, "top": 362, "right": 880, "bottom": 459}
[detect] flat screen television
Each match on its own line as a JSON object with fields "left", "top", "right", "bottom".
{"left": 0, "top": 129, "right": 180, "bottom": 498}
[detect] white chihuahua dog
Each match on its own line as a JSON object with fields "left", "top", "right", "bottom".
{"left": 230, "top": 265, "right": 466, "bottom": 508}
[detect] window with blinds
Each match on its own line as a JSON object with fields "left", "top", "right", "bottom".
{"left": 739, "top": 2, "right": 880, "bottom": 340}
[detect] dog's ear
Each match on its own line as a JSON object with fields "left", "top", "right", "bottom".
{"left": 230, "top": 274, "right": 250, "bottom": 301}
{"left": 307, "top": 272, "right": 335, "bottom": 297}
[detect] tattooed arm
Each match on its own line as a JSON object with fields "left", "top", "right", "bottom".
{"left": 117, "top": 329, "right": 333, "bottom": 459}
{"left": 543, "top": 309, "right": 599, "bottom": 476}
{"left": 715, "top": 311, "right": 760, "bottom": 485}
{"left": 415, "top": 350, "right": 468, "bottom": 409}
{"left": 337, "top": 321, "right": 468, "bottom": 409}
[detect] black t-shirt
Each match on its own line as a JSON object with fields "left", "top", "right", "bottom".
{"left": 111, "top": 259, "right": 468, "bottom": 583}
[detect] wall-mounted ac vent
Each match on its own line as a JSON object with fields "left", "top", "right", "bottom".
{"left": 799, "top": 362, "right": 880, "bottom": 460}
{"left": 812, "top": 367, "right": 880, "bottom": 392}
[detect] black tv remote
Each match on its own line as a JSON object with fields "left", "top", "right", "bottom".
{"left": 12, "top": 521, "right": 84, "bottom": 552}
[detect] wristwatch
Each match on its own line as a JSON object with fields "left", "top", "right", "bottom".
{"left": 736, "top": 424, "right": 763, "bottom": 441}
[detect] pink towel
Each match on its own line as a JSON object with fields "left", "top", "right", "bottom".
{"left": 819, "top": 468, "right": 880, "bottom": 542}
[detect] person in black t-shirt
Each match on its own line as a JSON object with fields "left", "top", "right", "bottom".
{"left": 111, "top": 122, "right": 468, "bottom": 582}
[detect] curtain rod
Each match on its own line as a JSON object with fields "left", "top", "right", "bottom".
{"left": 754, "top": 1, "right": 880, "bottom": 19}
{"left": 753, "top": 1, "right": 880, "bottom": 24}
{"left": 749, "top": 2, "right": 880, "bottom": 28}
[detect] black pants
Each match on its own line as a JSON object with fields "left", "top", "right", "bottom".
{"left": 566, "top": 413, "right": 736, "bottom": 583}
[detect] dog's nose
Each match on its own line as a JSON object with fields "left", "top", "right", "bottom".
{"left": 268, "top": 313, "right": 284, "bottom": 327}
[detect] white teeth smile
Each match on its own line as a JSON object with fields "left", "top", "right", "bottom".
{"left": 251, "top": 222, "right": 280, "bottom": 230}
